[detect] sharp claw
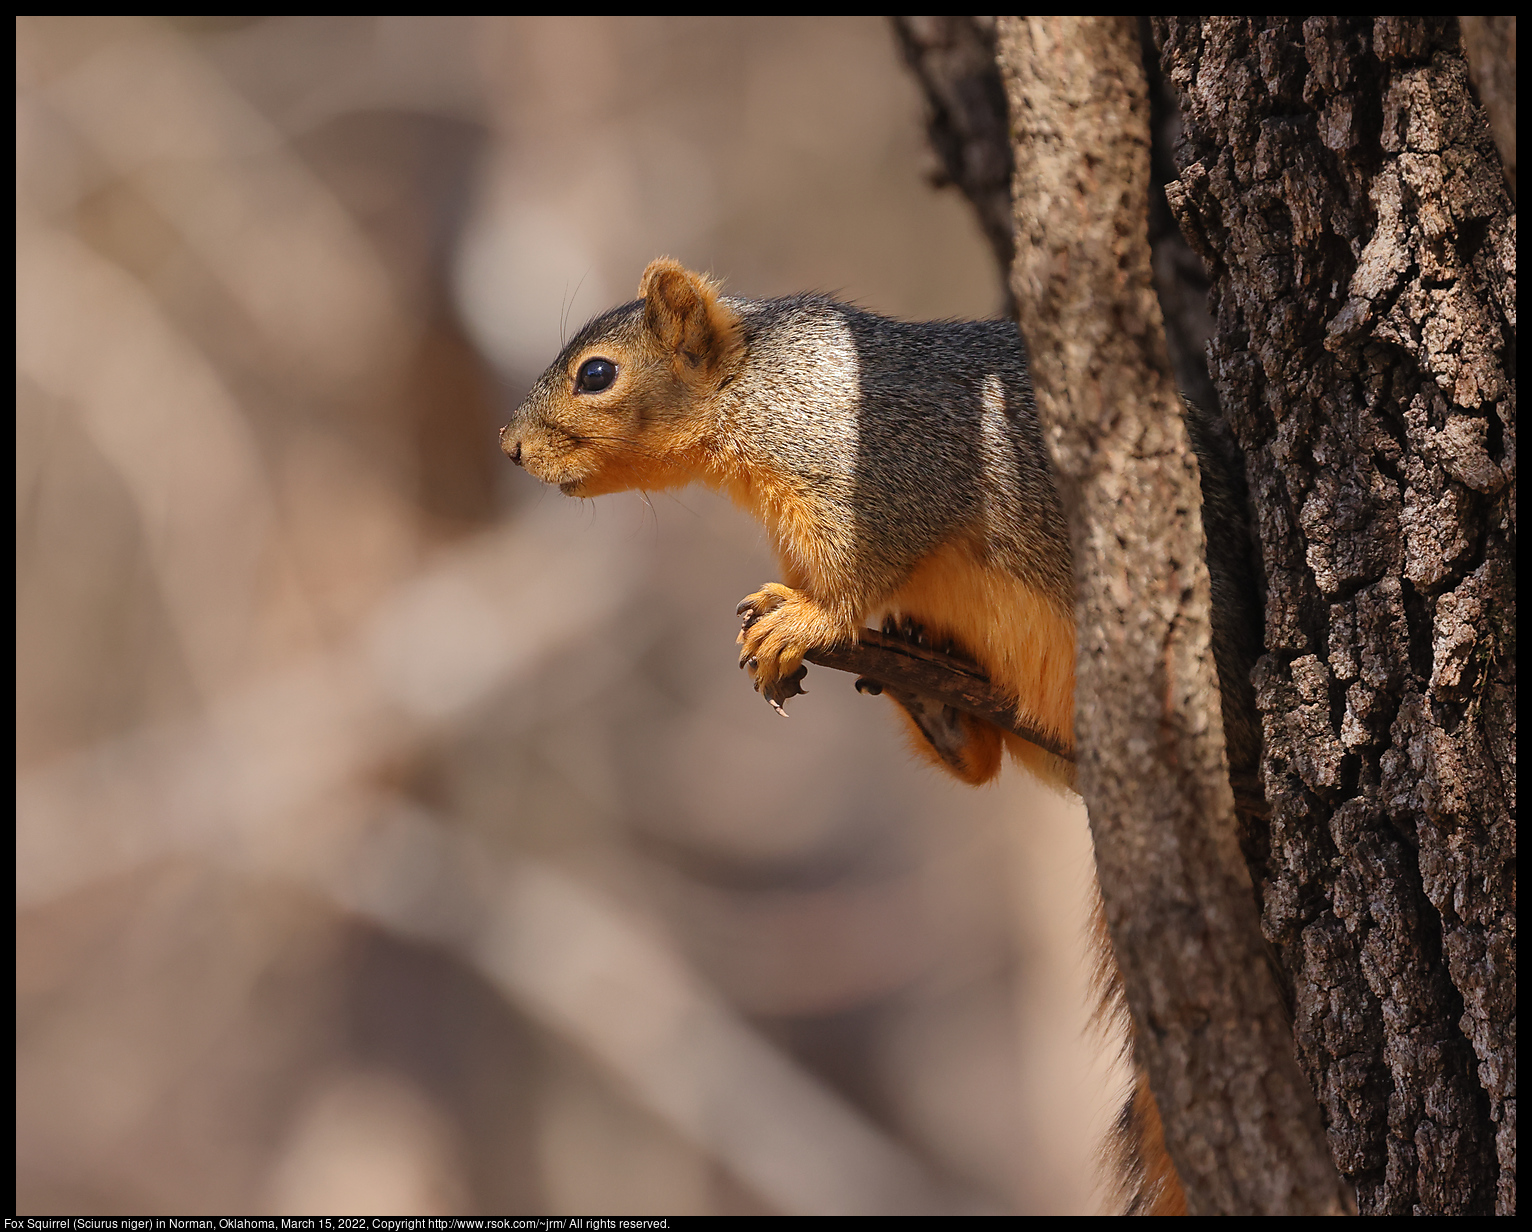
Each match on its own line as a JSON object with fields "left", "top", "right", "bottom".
{"left": 736, "top": 598, "right": 754, "bottom": 615}
{"left": 770, "top": 699, "right": 789, "bottom": 716}
{"left": 855, "top": 677, "right": 884, "bottom": 695}
{"left": 747, "top": 656, "right": 758, "bottom": 671}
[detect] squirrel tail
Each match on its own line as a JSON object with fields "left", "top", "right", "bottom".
{"left": 1090, "top": 891, "right": 1189, "bottom": 1215}
{"left": 1110, "top": 1066, "right": 1189, "bottom": 1215}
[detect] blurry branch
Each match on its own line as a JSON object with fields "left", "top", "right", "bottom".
{"left": 18, "top": 21, "right": 421, "bottom": 698}
{"left": 17, "top": 223, "right": 291, "bottom": 695}
{"left": 39, "top": 22, "right": 404, "bottom": 386}
{"left": 15, "top": 516, "right": 988, "bottom": 1218}
{"left": 16, "top": 516, "right": 635, "bottom": 908}
{"left": 344, "top": 814, "right": 991, "bottom": 1216}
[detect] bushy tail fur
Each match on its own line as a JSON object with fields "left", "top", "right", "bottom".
{"left": 1090, "top": 890, "right": 1188, "bottom": 1216}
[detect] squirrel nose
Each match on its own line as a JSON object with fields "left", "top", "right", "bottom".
{"left": 500, "top": 426, "right": 523, "bottom": 466}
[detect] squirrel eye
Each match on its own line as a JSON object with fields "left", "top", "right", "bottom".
{"left": 575, "top": 357, "right": 617, "bottom": 394}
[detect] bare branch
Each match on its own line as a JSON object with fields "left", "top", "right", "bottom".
{"left": 804, "top": 628, "right": 1075, "bottom": 763}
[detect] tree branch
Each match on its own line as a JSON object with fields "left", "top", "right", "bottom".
{"left": 803, "top": 628, "right": 1075, "bottom": 763}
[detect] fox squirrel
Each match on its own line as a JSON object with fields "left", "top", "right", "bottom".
{"left": 502, "top": 258, "right": 1265, "bottom": 1215}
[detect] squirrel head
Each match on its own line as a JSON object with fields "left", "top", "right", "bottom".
{"left": 501, "top": 258, "right": 745, "bottom": 497}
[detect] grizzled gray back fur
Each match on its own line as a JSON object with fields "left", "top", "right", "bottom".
{"left": 721, "top": 294, "right": 1076, "bottom": 613}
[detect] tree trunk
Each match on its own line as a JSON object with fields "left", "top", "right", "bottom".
{"left": 996, "top": 17, "right": 1348, "bottom": 1215}
{"left": 1154, "top": 17, "right": 1515, "bottom": 1216}
{"left": 894, "top": 13, "right": 1515, "bottom": 1217}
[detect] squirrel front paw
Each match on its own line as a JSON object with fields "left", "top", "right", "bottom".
{"left": 735, "top": 583, "right": 847, "bottom": 715}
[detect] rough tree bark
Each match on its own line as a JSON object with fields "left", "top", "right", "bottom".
{"left": 995, "top": 16, "right": 1348, "bottom": 1215}
{"left": 1155, "top": 17, "right": 1516, "bottom": 1216}
{"left": 1456, "top": 16, "right": 1516, "bottom": 204}
{"left": 890, "top": 13, "right": 1515, "bottom": 1217}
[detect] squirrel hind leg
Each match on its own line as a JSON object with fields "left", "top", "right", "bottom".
{"left": 883, "top": 686, "right": 1004, "bottom": 785}
{"left": 871, "top": 612, "right": 1001, "bottom": 784}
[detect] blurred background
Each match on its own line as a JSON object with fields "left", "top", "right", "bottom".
{"left": 17, "top": 16, "right": 1125, "bottom": 1216}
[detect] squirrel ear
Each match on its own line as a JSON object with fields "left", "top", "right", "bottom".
{"left": 638, "top": 258, "right": 742, "bottom": 379}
